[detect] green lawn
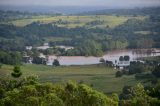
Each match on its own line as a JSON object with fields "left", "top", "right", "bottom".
{"left": 0, "top": 64, "right": 144, "bottom": 94}
{"left": 43, "top": 37, "right": 72, "bottom": 42}
{"left": 10, "top": 15, "right": 146, "bottom": 28}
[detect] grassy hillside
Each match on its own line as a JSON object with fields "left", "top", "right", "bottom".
{"left": 10, "top": 15, "right": 146, "bottom": 28}
{"left": 43, "top": 37, "right": 72, "bottom": 42}
{"left": 0, "top": 64, "right": 144, "bottom": 94}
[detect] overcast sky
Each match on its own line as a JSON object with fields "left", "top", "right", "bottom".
{"left": 0, "top": 0, "right": 160, "bottom": 7}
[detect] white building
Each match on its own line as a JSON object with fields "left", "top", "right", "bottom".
{"left": 56, "top": 45, "right": 74, "bottom": 51}
{"left": 39, "top": 53, "right": 46, "bottom": 58}
{"left": 22, "top": 56, "right": 33, "bottom": 64}
{"left": 44, "top": 43, "right": 49, "bottom": 46}
{"left": 36, "top": 43, "right": 51, "bottom": 50}
{"left": 26, "top": 46, "right": 32, "bottom": 50}
{"left": 45, "top": 55, "right": 57, "bottom": 65}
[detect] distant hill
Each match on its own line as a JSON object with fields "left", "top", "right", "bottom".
{"left": 79, "top": 7, "right": 160, "bottom": 16}
{"left": 0, "top": 5, "right": 109, "bottom": 14}
{"left": 0, "top": 5, "right": 160, "bottom": 15}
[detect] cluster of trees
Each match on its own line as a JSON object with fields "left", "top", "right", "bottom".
{"left": 52, "top": 59, "right": 60, "bottom": 66}
{"left": 0, "top": 10, "right": 61, "bottom": 23}
{"left": 52, "top": 19, "right": 70, "bottom": 25}
{"left": 32, "top": 56, "right": 60, "bottom": 66}
{"left": 65, "top": 40, "right": 103, "bottom": 56}
{"left": 119, "top": 55, "right": 130, "bottom": 63}
{"left": 99, "top": 58, "right": 114, "bottom": 67}
{"left": 128, "top": 61, "right": 145, "bottom": 75}
{"left": 0, "top": 50, "right": 22, "bottom": 65}
{"left": 152, "top": 65, "right": 160, "bottom": 78}
{"left": 32, "top": 56, "right": 46, "bottom": 65}
{"left": 86, "top": 20, "right": 104, "bottom": 26}
{"left": 119, "top": 83, "right": 160, "bottom": 106}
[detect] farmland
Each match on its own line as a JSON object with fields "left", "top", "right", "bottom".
{"left": 0, "top": 64, "right": 144, "bottom": 94}
{"left": 10, "top": 15, "right": 146, "bottom": 28}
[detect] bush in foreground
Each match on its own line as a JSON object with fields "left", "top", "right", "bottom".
{"left": 0, "top": 63, "right": 2, "bottom": 69}
{"left": 0, "top": 78, "right": 118, "bottom": 106}
{"left": 11, "top": 66, "right": 22, "bottom": 78}
{"left": 119, "top": 83, "right": 160, "bottom": 106}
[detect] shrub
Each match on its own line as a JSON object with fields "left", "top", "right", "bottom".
{"left": 0, "top": 63, "right": 2, "bottom": 69}
{"left": 99, "top": 58, "right": 105, "bottom": 63}
{"left": 116, "top": 71, "right": 123, "bottom": 77}
{"left": 52, "top": 59, "right": 60, "bottom": 66}
{"left": 122, "top": 69, "right": 128, "bottom": 75}
{"left": 119, "top": 56, "right": 124, "bottom": 61}
{"left": 128, "top": 62, "right": 144, "bottom": 75}
{"left": 152, "top": 65, "right": 160, "bottom": 78}
{"left": 11, "top": 66, "right": 22, "bottom": 78}
{"left": 124, "top": 55, "right": 130, "bottom": 61}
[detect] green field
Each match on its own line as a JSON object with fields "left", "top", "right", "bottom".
{"left": 10, "top": 15, "right": 146, "bottom": 28}
{"left": 43, "top": 37, "right": 72, "bottom": 42}
{"left": 0, "top": 64, "right": 144, "bottom": 94}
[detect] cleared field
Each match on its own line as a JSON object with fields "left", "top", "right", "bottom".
{"left": 0, "top": 64, "right": 143, "bottom": 94}
{"left": 10, "top": 15, "right": 146, "bottom": 28}
{"left": 134, "top": 31, "right": 152, "bottom": 35}
{"left": 43, "top": 37, "right": 72, "bottom": 42}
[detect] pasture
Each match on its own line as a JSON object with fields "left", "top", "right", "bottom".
{"left": 10, "top": 15, "right": 146, "bottom": 28}
{"left": 43, "top": 37, "right": 72, "bottom": 42}
{"left": 0, "top": 64, "right": 143, "bottom": 94}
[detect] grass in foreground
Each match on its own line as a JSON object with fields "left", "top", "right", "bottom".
{"left": 0, "top": 64, "right": 143, "bottom": 94}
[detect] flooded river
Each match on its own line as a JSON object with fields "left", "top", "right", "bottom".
{"left": 46, "top": 49, "right": 160, "bottom": 65}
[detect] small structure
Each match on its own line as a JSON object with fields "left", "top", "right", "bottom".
{"left": 119, "top": 66, "right": 124, "bottom": 70}
{"left": 26, "top": 46, "right": 32, "bottom": 50}
{"left": 115, "top": 55, "right": 130, "bottom": 69}
{"left": 22, "top": 56, "right": 33, "bottom": 64}
{"left": 132, "top": 60, "right": 145, "bottom": 64}
{"left": 39, "top": 53, "right": 46, "bottom": 58}
{"left": 45, "top": 55, "right": 58, "bottom": 66}
{"left": 56, "top": 45, "right": 74, "bottom": 51}
{"left": 36, "top": 43, "right": 51, "bottom": 50}
{"left": 44, "top": 43, "right": 49, "bottom": 46}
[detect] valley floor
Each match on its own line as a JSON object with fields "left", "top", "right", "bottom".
{"left": 0, "top": 64, "right": 145, "bottom": 94}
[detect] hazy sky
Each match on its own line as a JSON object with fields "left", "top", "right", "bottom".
{"left": 0, "top": 0, "right": 160, "bottom": 7}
